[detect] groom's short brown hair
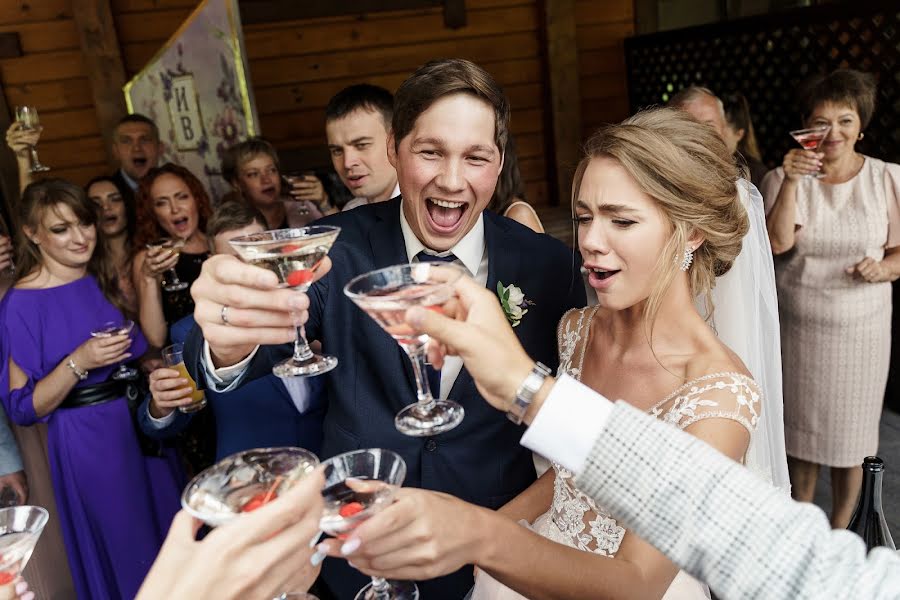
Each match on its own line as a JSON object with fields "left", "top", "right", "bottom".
{"left": 392, "top": 58, "right": 509, "bottom": 152}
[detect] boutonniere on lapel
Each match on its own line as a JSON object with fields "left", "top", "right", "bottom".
{"left": 497, "top": 282, "right": 533, "bottom": 328}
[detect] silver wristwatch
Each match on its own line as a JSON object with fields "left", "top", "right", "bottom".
{"left": 507, "top": 362, "right": 551, "bottom": 425}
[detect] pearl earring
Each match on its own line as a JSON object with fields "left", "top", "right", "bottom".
{"left": 679, "top": 247, "right": 693, "bottom": 271}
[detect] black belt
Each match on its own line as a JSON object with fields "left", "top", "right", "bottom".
{"left": 62, "top": 379, "right": 140, "bottom": 409}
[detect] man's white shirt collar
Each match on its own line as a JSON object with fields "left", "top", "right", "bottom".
{"left": 398, "top": 198, "right": 485, "bottom": 277}
{"left": 119, "top": 168, "right": 139, "bottom": 190}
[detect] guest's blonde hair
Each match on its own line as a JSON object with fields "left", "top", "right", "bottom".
{"left": 572, "top": 107, "right": 748, "bottom": 333}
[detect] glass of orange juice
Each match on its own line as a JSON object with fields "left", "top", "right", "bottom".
{"left": 162, "top": 342, "right": 207, "bottom": 413}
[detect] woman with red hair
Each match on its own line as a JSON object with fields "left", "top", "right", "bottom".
{"left": 132, "top": 163, "right": 211, "bottom": 349}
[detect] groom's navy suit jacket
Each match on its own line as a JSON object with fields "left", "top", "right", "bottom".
{"left": 186, "top": 198, "right": 585, "bottom": 599}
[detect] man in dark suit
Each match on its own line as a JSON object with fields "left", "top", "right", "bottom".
{"left": 185, "top": 58, "right": 585, "bottom": 599}
{"left": 109, "top": 113, "right": 162, "bottom": 210}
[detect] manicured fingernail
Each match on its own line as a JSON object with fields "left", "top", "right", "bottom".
{"left": 310, "top": 550, "right": 325, "bottom": 566}
{"left": 341, "top": 537, "right": 361, "bottom": 555}
{"left": 309, "top": 531, "right": 323, "bottom": 548}
{"left": 15, "top": 581, "right": 28, "bottom": 594}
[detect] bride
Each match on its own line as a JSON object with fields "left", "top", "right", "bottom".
{"left": 319, "top": 108, "right": 778, "bottom": 599}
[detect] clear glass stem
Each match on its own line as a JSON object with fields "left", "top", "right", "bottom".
{"left": 407, "top": 346, "right": 435, "bottom": 408}
{"left": 369, "top": 576, "right": 392, "bottom": 599}
{"left": 29, "top": 146, "right": 39, "bottom": 167}
{"left": 292, "top": 325, "right": 315, "bottom": 362}
{"left": 166, "top": 268, "right": 182, "bottom": 285}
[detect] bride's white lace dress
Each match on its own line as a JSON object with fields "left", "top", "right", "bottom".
{"left": 471, "top": 307, "right": 761, "bottom": 600}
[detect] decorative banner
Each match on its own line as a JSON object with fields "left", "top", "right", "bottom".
{"left": 123, "top": 0, "right": 257, "bottom": 202}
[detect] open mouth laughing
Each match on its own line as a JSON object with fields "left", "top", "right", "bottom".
{"left": 425, "top": 197, "right": 469, "bottom": 234}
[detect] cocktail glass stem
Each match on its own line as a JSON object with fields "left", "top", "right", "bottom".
{"left": 28, "top": 146, "right": 49, "bottom": 173}
{"left": 369, "top": 577, "right": 392, "bottom": 599}
{"left": 290, "top": 314, "right": 316, "bottom": 365}
{"left": 407, "top": 346, "right": 436, "bottom": 410}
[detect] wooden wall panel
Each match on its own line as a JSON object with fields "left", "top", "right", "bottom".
{"left": 574, "top": 0, "right": 633, "bottom": 140}
{"left": 0, "top": 0, "right": 633, "bottom": 198}
{"left": 0, "top": 2, "right": 104, "bottom": 187}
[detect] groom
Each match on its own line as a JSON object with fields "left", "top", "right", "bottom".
{"left": 185, "top": 58, "right": 585, "bottom": 599}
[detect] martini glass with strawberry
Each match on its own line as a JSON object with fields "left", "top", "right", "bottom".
{"left": 229, "top": 226, "right": 341, "bottom": 378}
{"left": 181, "top": 447, "right": 320, "bottom": 527}
{"left": 344, "top": 262, "right": 466, "bottom": 436}
{"left": 319, "top": 448, "right": 416, "bottom": 600}
{"left": 0, "top": 506, "right": 48, "bottom": 587}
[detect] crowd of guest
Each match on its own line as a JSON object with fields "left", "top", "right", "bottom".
{"left": 0, "top": 54, "right": 896, "bottom": 600}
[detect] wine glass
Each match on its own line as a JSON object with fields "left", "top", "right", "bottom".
{"left": 229, "top": 226, "right": 341, "bottom": 378}
{"left": 344, "top": 263, "right": 466, "bottom": 436}
{"left": 181, "top": 447, "right": 320, "bottom": 527}
{"left": 90, "top": 320, "right": 139, "bottom": 381}
{"left": 14, "top": 106, "right": 50, "bottom": 173}
{"left": 146, "top": 238, "right": 188, "bottom": 292}
{"left": 319, "top": 449, "right": 416, "bottom": 600}
{"left": 789, "top": 125, "right": 831, "bottom": 179}
{"left": 162, "top": 342, "right": 207, "bottom": 413}
{"left": 281, "top": 171, "right": 317, "bottom": 216}
{"left": 0, "top": 506, "right": 49, "bottom": 585}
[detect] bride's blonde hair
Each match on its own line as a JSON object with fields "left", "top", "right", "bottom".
{"left": 572, "top": 107, "right": 749, "bottom": 332}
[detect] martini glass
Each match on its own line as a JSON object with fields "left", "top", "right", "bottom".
{"left": 789, "top": 125, "right": 831, "bottom": 179}
{"left": 181, "top": 447, "right": 320, "bottom": 527}
{"left": 147, "top": 237, "right": 188, "bottom": 292}
{"left": 229, "top": 226, "right": 341, "bottom": 378}
{"left": 344, "top": 263, "right": 466, "bottom": 436}
{"left": 319, "top": 449, "right": 416, "bottom": 600}
{"left": 0, "top": 506, "right": 49, "bottom": 585}
{"left": 90, "top": 319, "right": 139, "bottom": 381}
{"left": 14, "top": 106, "right": 50, "bottom": 173}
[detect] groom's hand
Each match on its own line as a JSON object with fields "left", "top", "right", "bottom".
{"left": 405, "top": 275, "right": 536, "bottom": 412}
{"left": 191, "top": 255, "right": 332, "bottom": 367}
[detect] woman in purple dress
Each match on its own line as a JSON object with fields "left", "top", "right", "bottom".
{"left": 0, "top": 179, "right": 182, "bottom": 600}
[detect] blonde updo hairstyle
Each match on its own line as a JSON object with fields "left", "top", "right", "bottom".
{"left": 572, "top": 108, "right": 749, "bottom": 333}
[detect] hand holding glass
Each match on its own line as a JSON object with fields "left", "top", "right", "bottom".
{"left": 319, "top": 449, "right": 417, "bottom": 600}
{"left": 344, "top": 263, "right": 466, "bottom": 436}
{"left": 229, "top": 226, "right": 341, "bottom": 378}
{"left": 162, "top": 342, "right": 206, "bottom": 413}
{"left": 146, "top": 238, "right": 188, "bottom": 292}
{"left": 789, "top": 125, "right": 831, "bottom": 178}
{"left": 14, "top": 106, "right": 49, "bottom": 173}
{"left": 90, "top": 320, "right": 139, "bottom": 380}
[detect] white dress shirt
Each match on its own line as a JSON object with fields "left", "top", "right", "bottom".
{"left": 342, "top": 183, "right": 401, "bottom": 212}
{"left": 203, "top": 197, "right": 487, "bottom": 399}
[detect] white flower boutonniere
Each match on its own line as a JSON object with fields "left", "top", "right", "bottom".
{"left": 497, "top": 281, "right": 534, "bottom": 327}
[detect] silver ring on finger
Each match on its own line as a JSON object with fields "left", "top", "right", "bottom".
{"left": 221, "top": 305, "right": 231, "bottom": 326}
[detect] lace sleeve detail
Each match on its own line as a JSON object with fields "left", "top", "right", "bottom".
{"left": 651, "top": 372, "right": 762, "bottom": 436}
{"left": 556, "top": 307, "right": 591, "bottom": 379}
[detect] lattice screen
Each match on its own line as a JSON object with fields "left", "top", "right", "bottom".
{"left": 625, "top": 1, "right": 900, "bottom": 168}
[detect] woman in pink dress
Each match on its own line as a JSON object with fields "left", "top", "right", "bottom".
{"left": 762, "top": 69, "right": 900, "bottom": 527}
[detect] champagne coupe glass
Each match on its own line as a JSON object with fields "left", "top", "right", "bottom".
{"left": 90, "top": 320, "right": 139, "bottom": 381}
{"left": 319, "top": 449, "right": 416, "bottom": 600}
{"left": 0, "top": 506, "right": 49, "bottom": 585}
{"left": 229, "top": 226, "right": 341, "bottom": 378}
{"left": 182, "top": 447, "right": 319, "bottom": 527}
{"left": 146, "top": 238, "right": 188, "bottom": 292}
{"left": 14, "top": 106, "right": 50, "bottom": 173}
{"left": 789, "top": 124, "right": 831, "bottom": 179}
{"left": 344, "top": 263, "right": 466, "bottom": 436}
{"left": 162, "top": 342, "right": 207, "bottom": 413}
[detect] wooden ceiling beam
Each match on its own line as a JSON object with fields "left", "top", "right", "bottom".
{"left": 71, "top": 0, "right": 128, "bottom": 171}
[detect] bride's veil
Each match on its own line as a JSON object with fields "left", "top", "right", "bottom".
{"left": 698, "top": 179, "right": 791, "bottom": 494}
